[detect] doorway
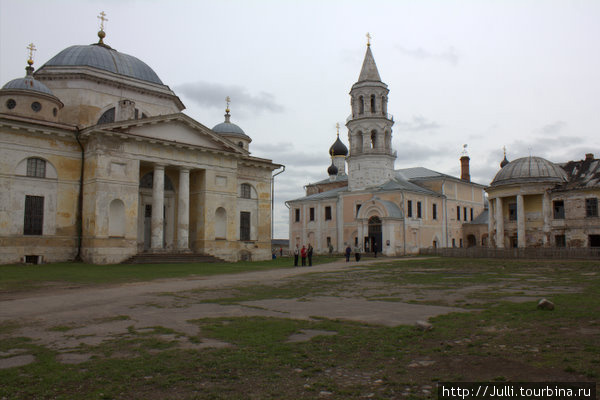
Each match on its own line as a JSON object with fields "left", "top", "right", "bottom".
{"left": 368, "top": 216, "right": 382, "bottom": 253}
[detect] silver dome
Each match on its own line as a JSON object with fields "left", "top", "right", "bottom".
{"left": 2, "top": 75, "right": 54, "bottom": 96}
{"left": 490, "top": 156, "right": 567, "bottom": 187}
{"left": 40, "top": 44, "right": 163, "bottom": 85}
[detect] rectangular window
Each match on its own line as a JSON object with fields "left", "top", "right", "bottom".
{"left": 326, "top": 237, "right": 331, "bottom": 247}
{"left": 470, "top": 208, "right": 474, "bottom": 221}
{"left": 452, "top": 238, "right": 456, "bottom": 247}
{"left": 356, "top": 204, "right": 361, "bottom": 216}
{"left": 432, "top": 204, "right": 437, "bottom": 220}
{"left": 325, "top": 206, "right": 332, "bottom": 220}
{"left": 589, "top": 235, "right": 600, "bottom": 247}
{"left": 26, "top": 158, "right": 46, "bottom": 178}
{"left": 240, "top": 211, "right": 251, "bottom": 241}
{"left": 407, "top": 200, "right": 413, "bottom": 218}
{"left": 294, "top": 208, "right": 300, "bottom": 222}
{"left": 24, "top": 195, "right": 44, "bottom": 235}
{"left": 508, "top": 203, "right": 517, "bottom": 221}
{"left": 585, "top": 198, "right": 598, "bottom": 217}
{"left": 241, "top": 183, "right": 251, "bottom": 199}
{"left": 463, "top": 207, "right": 467, "bottom": 221}
{"left": 555, "top": 234, "right": 566, "bottom": 248}
{"left": 459, "top": 238, "right": 463, "bottom": 248}
{"left": 456, "top": 206, "right": 460, "bottom": 221}
{"left": 553, "top": 200, "right": 565, "bottom": 219}
{"left": 309, "top": 207, "right": 315, "bottom": 221}
{"left": 417, "top": 201, "right": 422, "bottom": 218}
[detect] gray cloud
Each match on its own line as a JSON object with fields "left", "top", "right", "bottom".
{"left": 539, "top": 120, "right": 567, "bottom": 135}
{"left": 175, "top": 81, "right": 284, "bottom": 115}
{"left": 396, "top": 45, "right": 460, "bottom": 66}
{"left": 394, "top": 140, "right": 448, "bottom": 165}
{"left": 252, "top": 142, "right": 329, "bottom": 167}
{"left": 395, "top": 115, "right": 441, "bottom": 132}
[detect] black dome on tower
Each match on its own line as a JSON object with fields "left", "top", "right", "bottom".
{"left": 327, "top": 160, "right": 339, "bottom": 176}
{"left": 329, "top": 136, "right": 348, "bottom": 157}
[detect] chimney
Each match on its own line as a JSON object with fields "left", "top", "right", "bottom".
{"left": 460, "top": 155, "right": 470, "bottom": 182}
{"left": 585, "top": 153, "right": 594, "bottom": 161}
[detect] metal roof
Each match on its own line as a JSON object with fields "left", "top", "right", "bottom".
{"left": 2, "top": 75, "right": 54, "bottom": 96}
{"left": 490, "top": 156, "right": 567, "bottom": 187}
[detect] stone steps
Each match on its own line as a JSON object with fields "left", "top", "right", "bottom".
{"left": 122, "top": 253, "right": 225, "bottom": 264}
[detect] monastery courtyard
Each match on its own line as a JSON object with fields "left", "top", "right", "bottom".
{"left": 1, "top": 257, "right": 598, "bottom": 399}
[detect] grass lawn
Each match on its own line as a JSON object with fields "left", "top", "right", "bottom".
{"left": 0, "top": 257, "right": 598, "bottom": 399}
{"left": 0, "top": 255, "right": 340, "bottom": 294}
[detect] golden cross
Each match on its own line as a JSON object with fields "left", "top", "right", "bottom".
{"left": 226, "top": 96, "right": 231, "bottom": 112}
{"left": 503, "top": 145, "right": 506, "bottom": 157}
{"left": 366, "top": 32, "right": 372, "bottom": 46}
{"left": 26, "top": 43, "right": 37, "bottom": 64}
{"left": 98, "top": 11, "right": 108, "bottom": 31}
{"left": 336, "top": 122, "right": 340, "bottom": 137}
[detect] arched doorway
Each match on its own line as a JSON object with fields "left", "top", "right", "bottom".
{"left": 467, "top": 234, "right": 477, "bottom": 247}
{"left": 367, "top": 216, "right": 382, "bottom": 253}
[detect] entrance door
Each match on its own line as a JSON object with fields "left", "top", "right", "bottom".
{"left": 143, "top": 204, "right": 152, "bottom": 251}
{"left": 368, "top": 216, "right": 382, "bottom": 253}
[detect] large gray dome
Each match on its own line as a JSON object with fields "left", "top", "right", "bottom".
{"left": 490, "top": 156, "right": 567, "bottom": 187}
{"left": 212, "top": 121, "right": 247, "bottom": 137}
{"left": 39, "top": 44, "right": 163, "bottom": 84}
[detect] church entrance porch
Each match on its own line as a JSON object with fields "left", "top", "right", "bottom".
{"left": 367, "top": 216, "right": 382, "bottom": 254}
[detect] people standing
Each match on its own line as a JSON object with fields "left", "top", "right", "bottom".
{"left": 301, "top": 245, "right": 307, "bottom": 266}
{"left": 307, "top": 244, "right": 313, "bottom": 266}
{"left": 373, "top": 241, "right": 378, "bottom": 258}
{"left": 293, "top": 245, "right": 299, "bottom": 266}
{"left": 354, "top": 244, "right": 361, "bottom": 262}
{"left": 345, "top": 245, "right": 351, "bottom": 262}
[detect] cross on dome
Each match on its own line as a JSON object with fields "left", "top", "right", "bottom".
{"left": 26, "top": 43, "right": 36, "bottom": 66}
{"left": 366, "top": 32, "right": 372, "bottom": 46}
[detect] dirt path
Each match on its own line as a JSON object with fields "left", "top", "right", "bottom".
{"left": 1, "top": 257, "right": 465, "bottom": 366}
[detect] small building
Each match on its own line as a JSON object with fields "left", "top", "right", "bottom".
{"left": 486, "top": 153, "right": 600, "bottom": 248}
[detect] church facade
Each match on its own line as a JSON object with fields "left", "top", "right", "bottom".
{"left": 287, "top": 43, "right": 487, "bottom": 255}
{"left": 0, "top": 27, "right": 281, "bottom": 264}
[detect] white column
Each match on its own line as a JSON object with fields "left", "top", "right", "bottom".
{"left": 542, "top": 191, "right": 550, "bottom": 246}
{"left": 488, "top": 197, "right": 495, "bottom": 248}
{"left": 151, "top": 164, "right": 165, "bottom": 250}
{"left": 496, "top": 197, "right": 504, "bottom": 248}
{"left": 517, "top": 194, "right": 526, "bottom": 248}
{"left": 177, "top": 168, "right": 190, "bottom": 250}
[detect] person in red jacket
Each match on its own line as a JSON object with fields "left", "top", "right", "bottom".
{"left": 300, "top": 245, "right": 307, "bottom": 266}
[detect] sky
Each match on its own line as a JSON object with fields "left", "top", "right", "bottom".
{"left": 1, "top": 0, "right": 599, "bottom": 239}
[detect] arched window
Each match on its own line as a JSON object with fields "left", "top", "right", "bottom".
{"left": 26, "top": 158, "right": 46, "bottom": 178}
{"left": 241, "top": 183, "right": 252, "bottom": 199}
{"left": 382, "top": 96, "right": 387, "bottom": 115}
{"left": 370, "top": 95, "right": 376, "bottom": 113}
{"left": 98, "top": 107, "right": 115, "bottom": 125}
{"left": 358, "top": 96, "right": 364, "bottom": 115}
{"left": 109, "top": 199, "right": 126, "bottom": 237}
{"left": 215, "top": 207, "right": 227, "bottom": 239}
{"left": 371, "top": 130, "right": 377, "bottom": 149}
{"left": 238, "top": 141, "right": 244, "bottom": 148}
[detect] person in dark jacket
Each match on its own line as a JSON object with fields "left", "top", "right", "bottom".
{"left": 307, "top": 244, "right": 313, "bottom": 266}
{"left": 345, "top": 245, "right": 351, "bottom": 262}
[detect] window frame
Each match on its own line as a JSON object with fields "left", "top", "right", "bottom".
{"left": 240, "top": 183, "right": 252, "bottom": 199}
{"left": 24, "top": 195, "right": 44, "bottom": 235}
{"left": 585, "top": 198, "right": 598, "bottom": 218}
{"left": 553, "top": 200, "right": 565, "bottom": 219}
{"left": 240, "top": 211, "right": 251, "bottom": 241}
{"left": 26, "top": 158, "right": 46, "bottom": 178}
{"left": 325, "top": 206, "right": 332, "bottom": 221}
{"left": 508, "top": 203, "right": 517, "bottom": 221}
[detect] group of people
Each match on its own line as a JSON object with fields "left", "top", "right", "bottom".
{"left": 293, "top": 244, "right": 313, "bottom": 266}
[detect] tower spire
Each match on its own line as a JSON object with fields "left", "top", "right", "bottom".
{"left": 97, "top": 11, "right": 108, "bottom": 44}
{"left": 357, "top": 37, "right": 381, "bottom": 82}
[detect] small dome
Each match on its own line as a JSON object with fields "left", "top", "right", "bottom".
{"left": 212, "top": 110, "right": 251, "bottom": 140}
{"left": 327, "top": 161, "right": 338, "bottom": 176}
{"left": 500, "top": 155, "right": 509, "bottom": 168}
{"left": 329, "top": 136, "right": 348, "bottom": 156}
{"left": 491, "top": 156, "right": 567, "bottom": 187}
{"left": 39, "top": 44, "right": 163, "bottom": 85}
{"left": 2, "top": 66, "right": 54, "bottom": 96}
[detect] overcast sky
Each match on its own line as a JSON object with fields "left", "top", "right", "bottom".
{"left": 2, "top": 0, "right": 599, "bottom": 239}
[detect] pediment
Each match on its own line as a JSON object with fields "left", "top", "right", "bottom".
{"left": 87, "top": 113, "right": 244, "bottom": 153}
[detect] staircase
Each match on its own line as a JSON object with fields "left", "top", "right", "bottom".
{"left": 122, "top": 252, "right": 225, "bottom": 264}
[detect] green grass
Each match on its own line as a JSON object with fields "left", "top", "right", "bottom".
{"left": 0, "top": 256, "right": 340, "bottom": 293}
{"left": 1, "top": 257, "right": 599, "bottom": 399}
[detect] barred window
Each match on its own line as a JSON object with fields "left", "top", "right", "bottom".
{"left": 24, "top": 195, "right": 44, "bottom": 235}
{"left": 241, "top": 183, "right": 251, "bottom": 199}
{"left": 586, "top": 198, "right": 598, "bottom": 217}
{"left": 26, "top": 158, "right": 46, "bottom": 178}
{"left": 240, "top": 212, "right": 251, "bottom": 241}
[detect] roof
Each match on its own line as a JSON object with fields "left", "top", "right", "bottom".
{"left": 2, "top": 66, "right": 55, "bottom": 96}
{"left": 465, "top": 208, "right": 489, "bottom": 225}
{"left": 358, "top": 45, "right": 382, "bottom": 82}
{"left": 557, "top": 155, "right": 600, "bottom": 190}
{"left": 329, "top": 136, "right": 348, "bottom": 156}
{"left": 39, "top": 44, "right": 163, "bottom": 85}
{"left": 288, "top": 186, "right": 348, "bottom": 202}
{"left": 490, "top": 156, "right": 567, "bottom": 187}
{"left": 377, "top": 177, "right": 441, "bottom": 196}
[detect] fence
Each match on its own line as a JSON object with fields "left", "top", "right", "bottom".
{"left": 419, "top": 247, "right": 600, "bottom": 260}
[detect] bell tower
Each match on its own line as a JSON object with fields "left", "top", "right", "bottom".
{"left": 346, "top": 35, "right": 395, "bottom": 191}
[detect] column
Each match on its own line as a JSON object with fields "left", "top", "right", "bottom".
{"left": 151, "top": 164, "right": 165, "bottom": 250}
{"left": 488, "top": 197, "right": 495, "bottom": 248}
{"left": 542, "top": 191, "right": 550, "bottom": 246}
{"left": 177, "top": 168, "right": 190, "bottom": 250}
{"left": 517, "top": 194, "right": 526, "bottom": 248}
{"left": 495, "top": 197, "right": 504, "bottom": 248}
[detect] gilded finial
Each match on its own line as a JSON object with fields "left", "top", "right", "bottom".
{"left": 26, "top": 43, "right": 36, "bottom": 66}
{"left": 503, "top": 146, "right": 506, "bottom": 157}
{"left": 336, "top": 122, "right": 340, "bottom": 137}
{"left": 225, "top": 96, "right": 231, "bottom": 114}
{"left": 97, "top": 11, "right": 108, "bottom": 43}
{"left": 366, "top": 32, "right": 372, "bottom": 47}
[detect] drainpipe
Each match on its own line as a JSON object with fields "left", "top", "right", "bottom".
{"left": 271, "top": 165, "right": 285, "bottom": 240}
{"left": 74, "top": 129, "right": 85, "bottom": 262}
{"left": 401, "top": 191, "right": 406, "bottom": 255}
{"left": 442, "top": 179, "right": 448, "bottom": 248}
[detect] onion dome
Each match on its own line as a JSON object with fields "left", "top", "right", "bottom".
{"left": 327, "top": 160, "right": 339, "bottom": 176}
{"left": 490, "top": 156, "right": 567, "bottom": 187}
{"left": 329, "top": 123, "right": 348, "bottom": 156}
{"left": 500, "top": 146, "right": 509, "bottom": 168}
